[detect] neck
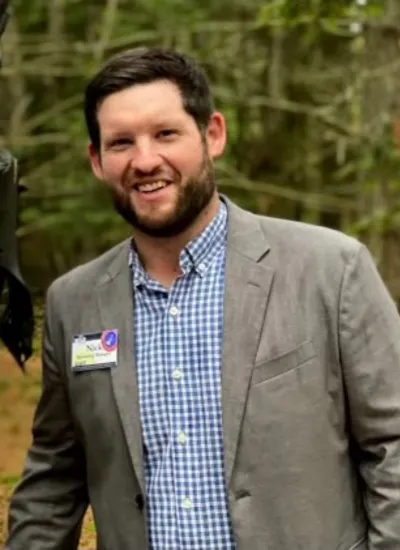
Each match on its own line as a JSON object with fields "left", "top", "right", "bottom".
{"left": 132, "top": 193, "right": 220, "bottom": 288}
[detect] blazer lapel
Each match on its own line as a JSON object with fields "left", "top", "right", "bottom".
{"left": 95, "top": 241, "right": 145, "bottom": 494}
{"left": 222, "top": 201, "right": 275, "bottom": 485}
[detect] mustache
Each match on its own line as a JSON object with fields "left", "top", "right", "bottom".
{"left": 121, "top": 165, "right": 177, "bottom": 187}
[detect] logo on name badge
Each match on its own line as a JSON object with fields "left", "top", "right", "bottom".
{"left": 101, "top": 330, "right": 118, "bottom": 352}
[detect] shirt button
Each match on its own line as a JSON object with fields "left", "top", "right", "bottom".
{"left": 198, "top": 262, "right": 206, "bottom": 273}
{"left": 177, "top": 431, "right": 188, "bottom": 445}
{"left": 170, "top": 306, "right": 180, "bottom": 316}
{"left": 172, "top": 369, "right": 184, "bottom": 381}
{"left": 182, "top": 498, "right": 194, "bottom": 509}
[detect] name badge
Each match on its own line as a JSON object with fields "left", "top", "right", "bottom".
{"left": 72, "top": 330, "right": 118, "bottom": 372}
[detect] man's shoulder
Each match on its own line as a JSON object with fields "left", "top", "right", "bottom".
{"left": 227, "top": 200, "right": 360, "bottom": 249}
{"left": 238, "top": 210, "right": 367, "bottom": 285}
{"left": 227, "top": 200, "right": 364, "bottom": 270}
{"left": 257, "top": 213, "right": 360, "bottom": 253}
{"left": 47, "top": 239, "right": 130, "bottom": 297}
{"left": 228, "top": 198, "right": 361, "bottom": 253}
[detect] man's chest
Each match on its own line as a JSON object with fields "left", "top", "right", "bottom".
{"left": 134, "top": 266, "right": 226, "bottom": 449}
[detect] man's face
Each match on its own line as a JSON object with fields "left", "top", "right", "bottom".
{"left": 89, "top": 79, "right": 226, "bottom": 237}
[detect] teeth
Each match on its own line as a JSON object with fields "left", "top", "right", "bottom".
{"left": 137, "top": 181, "right": 168, "bottom": 192}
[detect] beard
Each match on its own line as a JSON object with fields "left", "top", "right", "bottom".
{"left": 110, "top": 149, "right": 217, "bottom": 238}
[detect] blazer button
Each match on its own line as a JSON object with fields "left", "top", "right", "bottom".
{"left": 135, "top": 494, "right": 144, "bottom": 511}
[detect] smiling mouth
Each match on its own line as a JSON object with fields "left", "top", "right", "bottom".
{"left": 134, "top": 180, "right": 171, "bottom": 193}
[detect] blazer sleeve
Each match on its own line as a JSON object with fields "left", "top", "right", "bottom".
{"left": 339, "top": 244, "right": 400, "bottom": 548}
{"left": 6, "top": 282, "right": 89, "bottom": 550}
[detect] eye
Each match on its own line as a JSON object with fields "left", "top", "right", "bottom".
{"left": 157, "top": 129, "right": 178, "bottom": 139}
{"left": 109, "top": 138, "right": 132, "bottom": 149}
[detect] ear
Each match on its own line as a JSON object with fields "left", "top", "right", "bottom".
{"left": 88, "top": 143, "right": 104, "bottom": 180}
{"left": 205, "top": 111, "right": 227, "bottom": 160}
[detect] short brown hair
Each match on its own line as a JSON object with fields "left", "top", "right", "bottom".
{"left": 84, "top": 47, "right": 214, "bottom": 152}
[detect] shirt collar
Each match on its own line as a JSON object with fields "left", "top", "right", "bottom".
{"left": 180, "top": 199, "right": 227, "bottom": 276}
{"left": 129, "top": 199, "right": 228, "bottom": 287}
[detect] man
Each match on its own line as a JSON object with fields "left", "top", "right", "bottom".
{"left": 6, "top": 47, "right": 400, "bottom": 550}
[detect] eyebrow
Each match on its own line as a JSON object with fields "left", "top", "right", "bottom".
{"left": 153, "top": 118, "right": 184, "bottom": 128}
{"left": 106, "top": 119, "right": 184, "bottom": 137}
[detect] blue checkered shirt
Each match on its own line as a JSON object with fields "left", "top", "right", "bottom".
{"left": 130, "top": 201, "right": 236, "bottom": 550}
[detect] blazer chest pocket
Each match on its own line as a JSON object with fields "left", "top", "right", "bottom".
{"left": 252, "top": 340, "right": 316, "bottom": 385}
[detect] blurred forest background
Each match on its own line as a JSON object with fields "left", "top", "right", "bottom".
{"left": 2, "top": 0, "right": 400, "bottom": 303}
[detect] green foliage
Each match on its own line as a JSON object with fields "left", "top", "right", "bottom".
{"left": 1, "top": 0, "right": 400, "bottom": 298}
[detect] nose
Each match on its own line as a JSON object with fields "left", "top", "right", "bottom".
{"left": 130, "top": 142, "right": 162, "bottom": 176}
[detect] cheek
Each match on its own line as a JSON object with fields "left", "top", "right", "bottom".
{"left": 168, "top": 146, "right": 204, "bottom": 177}
{"left": 101, "top": 154, "right": 130, "bottom": 182}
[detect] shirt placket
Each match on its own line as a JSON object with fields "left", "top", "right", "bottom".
{"left": 164, "top": 278, "right": 199, "bottom": 548}
{"left": 139, "top": 286, "right": 176, "bottom": 550}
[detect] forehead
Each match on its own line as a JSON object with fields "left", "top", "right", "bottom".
{"left": 97, "top": 80, "right": 189, "bottom": 130}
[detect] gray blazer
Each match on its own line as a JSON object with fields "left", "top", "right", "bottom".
{"left": 7, "top": 199, "right": 400, "bottom": 550}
